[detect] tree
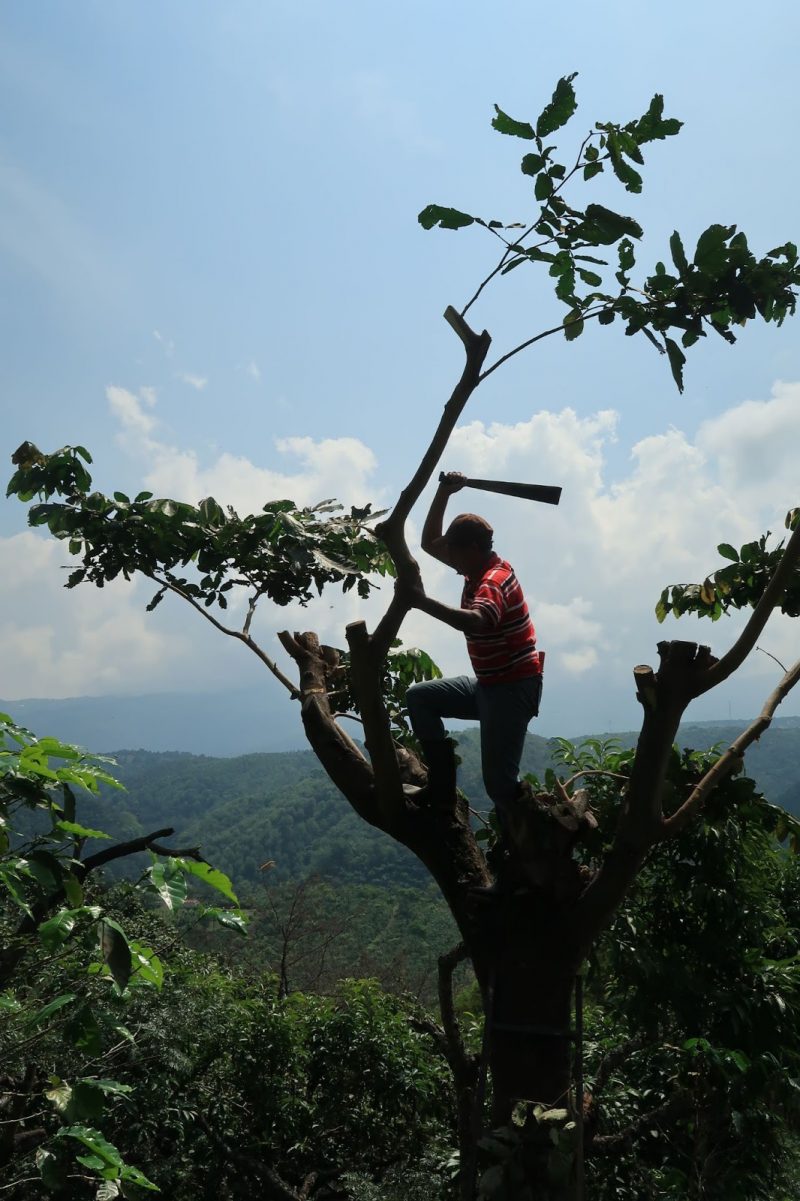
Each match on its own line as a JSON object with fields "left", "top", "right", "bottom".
{"left": 8, "top": 75, "right": 800, "bottom": 1198}
{"left": 0, "top": 712, "right": 245, "bottom": 1195}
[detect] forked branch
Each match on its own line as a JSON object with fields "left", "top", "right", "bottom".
{"left": 662, "top": 654, "right": 800, "bottom": 837}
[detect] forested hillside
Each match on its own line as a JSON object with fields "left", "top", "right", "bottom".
{"left": 57, "top": 719, "right": 800, "bottom": 895}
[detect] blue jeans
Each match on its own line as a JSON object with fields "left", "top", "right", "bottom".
{"left": 406, "top": 673, "right": 542, "bottom": 826}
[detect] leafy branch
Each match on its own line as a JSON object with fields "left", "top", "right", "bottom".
{"left": 419, "top": 76, "right": 800, "bottom": 392}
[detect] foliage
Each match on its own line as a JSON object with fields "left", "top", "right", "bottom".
{"left": 4, "top": 887, "right": 455, "bottom": 1201}
{"left": 6, "top": 441, "right": 393, "bottom": 619}
{"left": 658, "top": 509, "right": 800, "bottom": 622}
{"left": 420, "top": 76, "right": 799, "bottom": 392}
{"left": 544, "top": 737, "right": 800, "bottom": 1199}
{"left": 331, "top": 641, "right": 444, "bottom": 746}
{"left": 0, "top": 714, "right": 243, "bottom": 1196}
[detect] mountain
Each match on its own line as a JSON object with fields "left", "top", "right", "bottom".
{"left": 1, "top": 688, "right": 306, "bottom": 756}
{"left": 38, "top": 719, "right": 800, "bottom": 895}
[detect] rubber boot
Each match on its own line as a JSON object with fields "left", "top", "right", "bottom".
{"left": 407, "top": 738, "right": 457, "bottom": 807}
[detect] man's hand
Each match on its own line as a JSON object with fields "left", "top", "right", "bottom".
{"left": 438, "top": 471, "right": 467, "bottom": 494}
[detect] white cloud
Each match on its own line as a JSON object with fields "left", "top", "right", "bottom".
{"left": 246, "top": 360, "right": 261, "bottom": 381}
{"left": 153, "top": 329, "right": 174, "bottom": 357}
{"left": 176, "top": 372, "right": 208, "bottom": 391}
{"left": 696, "top": 379, "right": 800, "bottom": 510}
{"left": 0, "top": 531, "right": 192, "bottom": 700}
{"left": 107, "top": 385, "right": 157, "bottom": 438}
{"left": 4, "top": 381, "right": 800, "bottom": 738}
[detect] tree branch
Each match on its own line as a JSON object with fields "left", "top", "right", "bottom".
{"left": 371, "top": 308, "right": 491, "bottom": 660}
{"left": 693, "top": 520, "right": 800, "bottom": 696}
{"left": 195, "top": 1112, "right": 306, "bottom": 1201}
{"left": 479, "top": 306, "right": 609, "bottom": 382}
{"left": 277, "top": 630, "right": 378, "bottom": 825}
{"left": 588, "top": 1090, "right": 690, "bottom": 1155}
{"left": 80, "top": 827, "right": 192, "bottom": 873}
{"left": 346, "top": 620, "right": 404, "bottom": 821}
{"left": 437, "top": 943, "right": 475, "bottom": 1083}
{"left": 151, "top": 572, "right": 300, "bottom": 699}
{"left": 661, "top": 654, "right": 800, "bottom": 837}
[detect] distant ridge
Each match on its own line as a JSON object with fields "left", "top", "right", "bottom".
{"left": 0, "top": 688, "right": 306, "bottom": 757}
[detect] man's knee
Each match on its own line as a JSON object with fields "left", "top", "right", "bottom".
{"left": 406, "top": 680, "right": 430, "bottom": 716}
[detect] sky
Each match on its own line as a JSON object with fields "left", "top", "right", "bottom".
{"left": 2, "top": 0, "right": 800, "bottom": 742}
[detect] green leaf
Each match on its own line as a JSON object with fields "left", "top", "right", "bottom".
{"left": 694, "top": 224, "right": 736, "bottom": 275}
{"left": 631, "top": 94, "right": 683, "bottom": 143}
{"left": 534, "top": 172, "right": 553, "bottom": 201}
{"left": 607, "top": 132, "right": 642, "bottom": 193}
{"left": 491, "top": 105, "right": 535, "bottom": 140}
{"left": 199, "top": 906, "right": 248, "bottom": 935}
{"left": 418, "top": 204, "right": 475, "bottom": 231}
{"left": 39, "top": 908, "right": 83, "bottom": 952}
{"left": 669, "top": 230, "right": 689, "bottom": 275}
{"left": 665, "top": 337, "right": 686, "bottom": 393}
{"left": 580, "top": 204, "right": 643, "bottom": 245}
{"left": 564, "top": 310, "right": 584, "bottom": 341}
{"left": 520, "top": 153, "right": 546, "bottom": 176}
{"left": 36, "top": 1147, "right": 63, "bottom": 1190}
{"left": 99, "top": 919, "right": 132, "bottom": 992}
{"left": 583, "top": 161, "right": 603, "bottom": 181}
{"left": 717, "top": 543, "right": 739, "bottom": 562}
{"left": 56, "top": 819, "right": 111, "bottom": 840}
{"left": 578, "top": 268, "right": 602, "bottom": 287}
{"left": 535, "top": 74, "right": 578, "bottom": 138}
{"left": 148, "top": 860, "right": 188, "bottom": 911}
{"left": 65, "top": 1004, "right": 102, "bottom": 1054}
{"left": 57, "top": 1125, "right": 123, "bottom": 1170}
{"left": 130, "top": 942, "right": 164, "bottom": 989}
{"left": 26, "top": 993, "right": 77, "bottom": 1028}
{"left": 177, "top": 859, "right": 239, "bottom": 904}
{"left": 120, "top": 1162, "right": 159, "bottom": 1190}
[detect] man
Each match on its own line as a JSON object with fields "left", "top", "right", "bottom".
{"left": 404, "top": 471, "right": 543, "bottom": 834}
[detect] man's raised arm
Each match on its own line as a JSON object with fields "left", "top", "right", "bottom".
{"left": 420, "top": 471, "right": 466, "bottom": 564}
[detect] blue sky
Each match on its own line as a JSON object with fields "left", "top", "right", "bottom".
{"left": 2, "top": 1, "right": 800, "bottom": 739}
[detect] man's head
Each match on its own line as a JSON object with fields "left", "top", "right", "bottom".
{"left": 444, "top": 513, "right": 494, "bottom": 576}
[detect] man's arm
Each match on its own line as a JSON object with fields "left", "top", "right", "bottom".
{"left": 420, "top": 472, "right": 466, "bottom": 565}
{"left": 412, "top": 591, "right": 493, "bottom": 636}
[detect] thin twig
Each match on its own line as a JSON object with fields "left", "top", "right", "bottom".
{"left": 662, "top": 655, "right": 800, "bottom": 836}
{"left": 757, "top": 645, "right": 788, "bottom": 673}
{"left": 461, "top": 128, "right": 595, "bottom": 319}
{"left": 480, "top": 306, "right": 609, "bottom": 380}
{"left": 150, "top": 572, "right": 300, "bottom": 699}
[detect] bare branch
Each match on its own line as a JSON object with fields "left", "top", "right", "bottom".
{"left": 662, "top": 655, "right": 800, "bottom": 837}
{"left": 437, "top": 943, "right": 475, "bottom": 1081}
{"left": 757, "top": 644, "right": 788, "bottom": 673}
{"left": 346, "top": 619, "right": 404, "bottom": 818}
{"left": 589, "top": 1090, "right": 690, "bottom": 1155}
{"left": 479, "top": 306, "right": 609, "bottom": 381}
{"left": 151, "top": 572, "right": 300, "bottom": 699}
{"left": 80, "top": 828, "right": 195, "bottom": 873}
{"left": 694, "top": 521, "right": 800, "bottom": 696}
{"left": 371, "top": 310, "right": 491, "bottom": 659}
{"left": 195, "top": 1112, "right": 304, "bottom": 1201}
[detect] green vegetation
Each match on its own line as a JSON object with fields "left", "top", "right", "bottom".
{"left": 6, "top": 714, "right": 800, "bottom": 1198}
{"left": 6, "top": 73, "right": 800, "bottom": 1199}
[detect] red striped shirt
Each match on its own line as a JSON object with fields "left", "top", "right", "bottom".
{"left": 462, "top": 554, "right": 540, "bottom": 683}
